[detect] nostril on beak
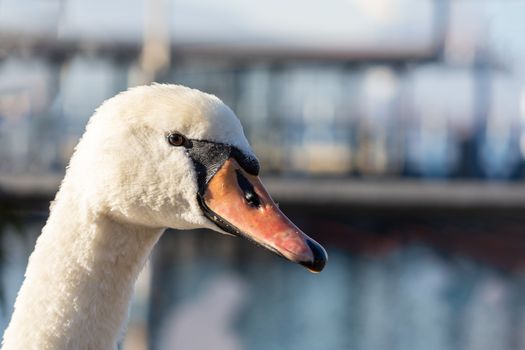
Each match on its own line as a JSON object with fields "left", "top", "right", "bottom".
{"left": 300, "top": 239, "right": 328, "bottom": 273}
{"left": 235, "top": 170, "right": 261, "bottom": 208}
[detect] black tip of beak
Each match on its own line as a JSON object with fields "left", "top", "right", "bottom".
{"left": 300, "top": 239, "right": 328, "bottom": 273}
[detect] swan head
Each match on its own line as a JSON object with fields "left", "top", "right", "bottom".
{"left": 66, "top": 84, "right": 327, "bottom": 272}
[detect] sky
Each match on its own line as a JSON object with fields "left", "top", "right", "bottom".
{"left": 0, "top": 0, "right": 434, "bottom": 53}
{"left": 1, "top": 0, "right": 525, "bottom": 65}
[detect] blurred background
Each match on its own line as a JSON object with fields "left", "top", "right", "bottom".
{"left": 2, "top": 0, "right": 525, "bottom": 349}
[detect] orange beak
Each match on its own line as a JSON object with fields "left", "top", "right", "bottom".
{"left": 198, "top": 158, "right": 327, "bottom": 272}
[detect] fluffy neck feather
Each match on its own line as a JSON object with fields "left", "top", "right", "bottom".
{"left": 2, "top": 187, "right": 163, "bottom": 350}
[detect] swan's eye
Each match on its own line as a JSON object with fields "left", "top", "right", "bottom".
{"left": 167, "top": 132, "right": 188, "bottom": 147}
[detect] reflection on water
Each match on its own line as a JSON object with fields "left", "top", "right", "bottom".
{"left": 0, "top": 219, "right": 41, "bottom": 332}
{"left": 157, "top": 273, "right": 247, "bottom": 350}
{"left": 149, "top": 225, "right": 525, "bottom": 350}
{"left": 2, "top": 215, "right": 525, "bottom": 350}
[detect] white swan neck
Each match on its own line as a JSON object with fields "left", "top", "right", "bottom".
{"left": 2, "top": 193, "right": 163, "bottom": 350}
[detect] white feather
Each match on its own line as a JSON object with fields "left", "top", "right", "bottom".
{"left": 2, "top": 84, "right": 255, "bottom": 350}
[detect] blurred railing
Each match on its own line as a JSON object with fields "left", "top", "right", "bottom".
{"left": 0, "top": 54, "right": 523, "bottom": 182}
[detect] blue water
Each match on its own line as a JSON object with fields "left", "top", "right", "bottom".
{"left": 3, "top": 219, "right": 525, "bottom": 350}
{"left": 148, "top": 229, "right": 525, "bottom": 350}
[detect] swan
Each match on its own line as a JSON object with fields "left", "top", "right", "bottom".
{"left": 1, "top": 84, "right": 327, "bottom": 350}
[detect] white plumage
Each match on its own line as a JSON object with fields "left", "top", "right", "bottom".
{"left": 2, "top": 84, "right": 257, "bottom": 349}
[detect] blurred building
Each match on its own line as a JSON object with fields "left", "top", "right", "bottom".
{"left": 0, "top": 0, "right": 524, "bottom": 180}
